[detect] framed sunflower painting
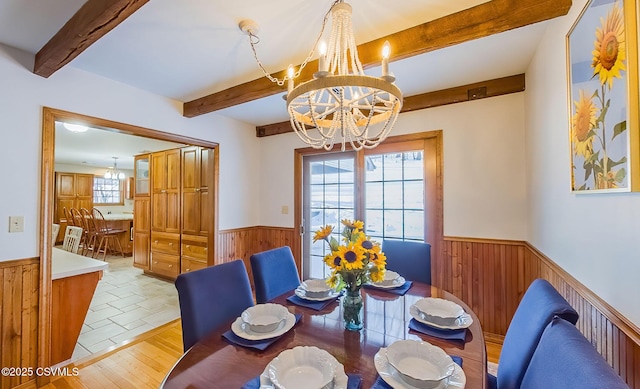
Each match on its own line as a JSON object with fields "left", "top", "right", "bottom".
{"left": 567, "top": 0, "right": 640, "bottom": 192}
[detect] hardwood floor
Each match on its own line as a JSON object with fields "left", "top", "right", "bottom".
{"left": 43, "top": 319, "right": 503, "bottom": 388}
{"left": 42, "top": 320, "right": 183, "bottom": 389}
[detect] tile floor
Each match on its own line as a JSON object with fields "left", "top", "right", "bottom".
{"left": 70, "top": 255, "right": 180, "bottom": 362}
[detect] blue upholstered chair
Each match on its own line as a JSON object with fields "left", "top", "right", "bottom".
{"left": 521, "top": 317, "right": 628, "bottom": 388}
{"left": 381, "top": 240, "right": 431, "bottom": 284}
{"left": 250, "top": 246, "right": 301, "bottom": 304}
{"left": 488, "top": 278, "right": 579, "bottom": 389}
{"left": 175, "top": 260, "right": 254, "bottom": 351}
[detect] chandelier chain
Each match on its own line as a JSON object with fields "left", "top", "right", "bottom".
{"left": 246, "top": 0, "right": 341, "bottom": 86}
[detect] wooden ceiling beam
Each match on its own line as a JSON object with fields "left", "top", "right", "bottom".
{"left": 184, "top": 0, "right": 570, "bottom": 118}
{"left": 255, "top": 74, "right": 525, "bottom": 137}
{"left": 34, "top": 0, "right": 149, "bottom": 78}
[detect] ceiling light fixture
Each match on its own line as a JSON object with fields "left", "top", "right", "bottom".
{"left": 63, "top": 122, "right": 89, "bottom": 133}
{"left": 240, "top": 0, "right": 402, "bottom": 151}
{"left": 104, "top": 157, "right": 125, "bottom": 180}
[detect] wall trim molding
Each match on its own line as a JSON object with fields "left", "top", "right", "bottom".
{"left": 0, "top": 257, "right": 38, "bottom": 269}
{"left": 443, "top": 236, "right": 526, "bottom": 246}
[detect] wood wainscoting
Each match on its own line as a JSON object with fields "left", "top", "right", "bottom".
{"left": 0, "top": 258, "right": 40, "bottom": 389}
{"left": 217, "top": 226, "right": 297, "bottom": 284}
{"left": 441, "top": 236, "right": 640, "bottom": 388}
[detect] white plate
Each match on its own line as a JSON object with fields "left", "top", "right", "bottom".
{"left": 295, "top": 287, "right": 341, "bottom": 301}
{"left": 231, "top": 312, "right": 296, "bottom": 340}
{"left": 374, "top": 348, "right": 466, "bottom": 389}
{"left": 260, "top": 347, "right": 349, "bottom": 389}
{"left": 413, "top": 298, "right": 464, "bottom": 326}
{"left": 370, "top": 276, "right": 407, "bottom": 289}
{"left": 409, "top": 305, "right": 473, "bottom": 330}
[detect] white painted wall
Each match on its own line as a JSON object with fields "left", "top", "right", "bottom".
{"left": 525, "top": 0, "right": 640, "bottom": 326}
{"left": 258, "top": 93, "right": 528, "bottom": 241}
{"left": 0, "top": 43, "right": 260, "bottom": 262}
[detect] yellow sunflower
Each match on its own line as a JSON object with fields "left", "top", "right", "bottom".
{"left": 341, "top": 219, "right": 364, "bottom": 231}
{"left": 368, "top": 245, "right": 387, "bottom": 268}
{"left": 572, "top": 89, "right": 597, "bottom": 158}
{"left": 327, "top": 273, "right": 339, "bottom": 288}
{"left": 354, "top": 234, "right": 375, "bottom": 252}
{"left": 337, "top": 243, "right": 365, "bottom": 270}
{"left": 313, "top": 225, "right": 333, "bottom": 242}
{"left": 324, "top": 253, "right": 344, "bottom": 271}
{"left": 592, "top": 1, "right": 626, "bottom": 89}
{"left": 369, "top": 268, "right": 385, "bottom": 283}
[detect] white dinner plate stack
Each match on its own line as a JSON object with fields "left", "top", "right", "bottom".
{"left": 259, "top": 346, "right": 349, "bottom": 389}
{"left": 374, "top": 340, "right": 466, "bottom": 389}
{"left": 231, "top": 303, "right": 296, "bottom": 340}
{"left": 295, "top": 279, "right": 341, "bottom": 301}
{"left": 409, "top": 298, "right": 473, "bottom": 330}
{"left": 371, "top": 270, "right": 406, "bottom": 289}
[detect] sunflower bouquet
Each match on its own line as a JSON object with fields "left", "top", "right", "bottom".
{"left": 313, "top": 219, "right": 387, "bottom": 293}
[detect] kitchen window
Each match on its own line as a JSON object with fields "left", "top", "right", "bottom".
{"left": 93, "top": 176, "right": 124, "bottom": 205}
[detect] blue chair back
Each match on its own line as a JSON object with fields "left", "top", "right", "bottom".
{"left": 175, "top": 260, "right": 254, "bottom": 351}
{"left": 381, "top": 240, "right": 431, "bottom": 284}
{"left": 250, "top": 246, "right": 301, "bottom": 304}
{"left": 495, "top": 278, "right": 579, "bottom": 389}
{"left": 521, "top": 317, "right": 628, "bottom": 388}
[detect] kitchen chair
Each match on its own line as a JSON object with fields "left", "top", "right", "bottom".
{"left": 92, "top": 208, "right": 126, "bottom": 260}
{"left": 381, "top": 239, "right": 431, "bottom": 284}
{"left": 63, "top": 207, "right": 74, "bottom": 227}
{"left": 51, "top": 223, "right": 60, "bottom": 247}
{"left": 69, "top": 208, "right": 89, "bottom": 253}
{"left": 62, "top": 226, "right": 83, "bottom": 253}
{"left": 250, "top": 246, "right": 301, "bottom": 304}
{"left": 175, "top": 259, "right": 254, "bottom": 351}
{"left": 80, "top": 207, "right": 98, "bottom": 256}
{"left": 488, "top": 278, "right": 579, "bottom": 389}
{"left": 520, "top": 317, "right": 628, "bottom": 388}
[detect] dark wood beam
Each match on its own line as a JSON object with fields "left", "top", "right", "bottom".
{"left": 184, "top": 0, "right": 570, "bottom": 118}
{"left": 255, "top": 74, "right": 525, "bottom": 137}
{"left": 34, "top": 0, "right": 149, "bottom": 78}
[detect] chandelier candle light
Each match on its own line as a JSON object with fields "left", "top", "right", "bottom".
{"left": 240, "top": 0, "right": 403, "bottom": 151}
{"left": 105, "top": 157, "right": 125, "bottom": 180}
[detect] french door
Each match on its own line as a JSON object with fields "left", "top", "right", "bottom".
{"left": 299, "top": 132, "right": 441, "bottom": 281}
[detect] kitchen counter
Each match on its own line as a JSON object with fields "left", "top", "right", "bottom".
{"left": 52, "top": 247, "right": 108, "bottom": 280}
{"left": 51, "top": 247, "right": 108, "bottom": 365}
{"left": 101, "top": 213, "right": 134, "bottom": 221}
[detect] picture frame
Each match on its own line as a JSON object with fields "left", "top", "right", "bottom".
{"left": 567, "top": 0, "right": 639, "bottom": 192}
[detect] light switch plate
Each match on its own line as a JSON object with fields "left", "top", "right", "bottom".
{"left": 281, "top": 205, "right": 289, "bottom": 215}
{"left": 9, "top": 216, "right": 24, "bottom": 233}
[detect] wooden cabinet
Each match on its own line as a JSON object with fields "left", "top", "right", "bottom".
{"left": 133, "top": 155, "right": 151, "bottom": 269}
{"left": 134, "top": 146, "right": 215, "bottom": 279}
{"left": 151, "top": 149, "right": 181, "bottom": 234}
{"left": 54, "top": 172, "right": 94, "bottom": 243}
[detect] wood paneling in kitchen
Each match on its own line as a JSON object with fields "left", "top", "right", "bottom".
{"left": 0, "top": 258, "right": 39, "bottom": 389}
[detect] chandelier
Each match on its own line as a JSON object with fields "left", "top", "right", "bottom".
{"left": 104, "top": 157, "right": 125, "bottom": 180}
{"left": 241, "top": 0, "right": 402, "bottom": 151}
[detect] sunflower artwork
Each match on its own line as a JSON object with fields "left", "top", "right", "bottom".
{"left": 568, "top": 0, "right": 631, "bottom": 191}
{"left": 313, "top": 219, "right": 387, "bottom": 292}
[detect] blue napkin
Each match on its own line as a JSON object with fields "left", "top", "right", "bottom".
{"left": 286, "top": 294, "right": 339, "bottom": 311}
{"left": 222, "top": 313, "right": 302, "bottom": 351}
{"left": 371, "top": 356, "right": 463, "bottom": 388}
{"left": 363, "top": 281, "right": 413, "bottom": 296}
{"left": 242, "top": 371, "right": 362, "bottom": 389}
{"left": 408, "top": 318, "right": 468, "bottom": 342}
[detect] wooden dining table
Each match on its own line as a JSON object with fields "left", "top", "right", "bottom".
{"left": 162, "top": 282, "right": 487, "bottom": 388}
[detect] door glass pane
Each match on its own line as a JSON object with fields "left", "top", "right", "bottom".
{"left": 303, "top": 153, "right": 356, "bottom": 280}
{"left": 365, "top": 148, "right": 425, "bottom": 241}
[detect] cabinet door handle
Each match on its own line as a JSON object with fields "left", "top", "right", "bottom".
{"left": 194, "top": 188, "right": 200, "bottom": 192}
{"left": 186, "top": 245, "right": 190, "bottom": 248}
{"left": 154, "top": 240, "right": 159, "bottom": 244}
{"left": 168, "top": 264, "right": 173, "bottom": 268}
{"left": 186, "top": 268, "right": 191, "bottom": 272}
{"left": 169, "top": 242, "right": 173, "bottom": 246}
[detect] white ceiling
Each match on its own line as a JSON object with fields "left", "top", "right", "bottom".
{"left": 0, "top": 0, "right": 552, "bottom": 164}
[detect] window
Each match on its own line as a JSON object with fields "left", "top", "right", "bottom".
{"left": 298, "top": 132, "right": 443, "bottom": 280}
{"left": 93, "top": 177, "right": 124, "bottom": 205}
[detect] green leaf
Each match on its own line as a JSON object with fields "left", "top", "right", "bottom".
{"left": 329, "top": 237, "right": 339, "bottom": 251}
{"left": 584, "top": 162, "right": 593, "bottom": 181}
{"left": 578, "top": 183, "right": 587, "bottom": 190}
{"left": 608, "top": 156, "right": 627, "bottom": 168}
{"left": 584, "top": 150, "right": 600, "bottom": 165}
{"left": 614, "top": 168, "right": 626, "bottom": 183}
{"left": 612, "top": 121, "right": 627, "bottom": 140}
